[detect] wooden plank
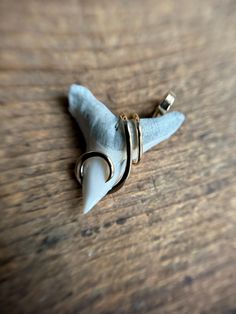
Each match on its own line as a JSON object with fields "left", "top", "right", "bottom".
{"left": 0, "top": 0, "right": 236, "bottom": 313}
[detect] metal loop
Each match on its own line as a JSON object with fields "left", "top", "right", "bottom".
{"left": 75, "top": 151, "right": 114, "bottom": 185}
{"left": 153, "top": 91, "right": 176, "bottom": 117}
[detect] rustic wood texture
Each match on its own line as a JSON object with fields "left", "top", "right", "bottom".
{"left": 0, "top": 0, "right": 236, "bottom": 313}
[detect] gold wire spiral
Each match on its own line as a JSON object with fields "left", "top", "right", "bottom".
{"left": 109, "top": 113, "right": 133, "bottom": 193}
{"left": 75, "top": 151, "right": 114, "bottom": 185}
{"left": 132, "top": 113, "right": 143, "bottom": 165}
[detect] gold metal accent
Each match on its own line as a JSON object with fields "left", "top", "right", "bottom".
{"left": 153, "top": 91, "right": 176, "bottom": 117}
{"left": 109, "top": 113, "right": 132, "bottom": 193}
{"left": 132, "top": 113, "right": 143, "bottom": 164}
{"left": 75, "top": 151, "right": 114, "bottom": 185}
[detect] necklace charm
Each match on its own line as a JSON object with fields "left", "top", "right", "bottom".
{"left": 69, "top": 84, "right": 185, "bottom": 213}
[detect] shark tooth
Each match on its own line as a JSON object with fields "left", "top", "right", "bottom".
{"left": 69, "top": 84, "right": 185, "bottom": 213}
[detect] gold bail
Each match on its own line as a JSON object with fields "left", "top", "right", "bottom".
{"left": 153, "top": 91, "right": 176, "bottom": 117}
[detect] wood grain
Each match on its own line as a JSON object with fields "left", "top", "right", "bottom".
{"left": 0, "top": 0, "right": 236, "bottom": 313}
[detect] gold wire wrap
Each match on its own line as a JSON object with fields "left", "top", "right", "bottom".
{"left": 75, "top": 151, "right": 114, "bottom": 185}
{"left": 75, "top": 113, "right": 144, "bottom": 193}
{"left": 109, "top": 113, "right": 133, "bottom": 193}
{"left": 132, "top": 113, "right": 143, "bottom": 165}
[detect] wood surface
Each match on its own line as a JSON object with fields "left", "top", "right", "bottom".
{"left": 0, "top": 0, "right": 236, "bottom": 313}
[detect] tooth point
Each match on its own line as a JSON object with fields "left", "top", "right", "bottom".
{"left": 83, "top": 206, "right": 92, "bottom": 214}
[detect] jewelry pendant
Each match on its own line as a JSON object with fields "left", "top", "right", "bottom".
{"left": 69, "top": 84, "right": 185, "bottom": 213}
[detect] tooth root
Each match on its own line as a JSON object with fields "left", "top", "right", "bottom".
{"left": 141, "top": 112, "right": 185, "bottom": 152}
{"left": 69, "top": 84, "right": 118, "bottom": 145}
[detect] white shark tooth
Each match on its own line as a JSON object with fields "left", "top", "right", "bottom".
{"left": 69, "top": 84, "right": 185, "bottom": 214}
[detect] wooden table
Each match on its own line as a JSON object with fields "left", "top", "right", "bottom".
{"left": 0, "top": 0, "right": 236, "bottom": 313}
